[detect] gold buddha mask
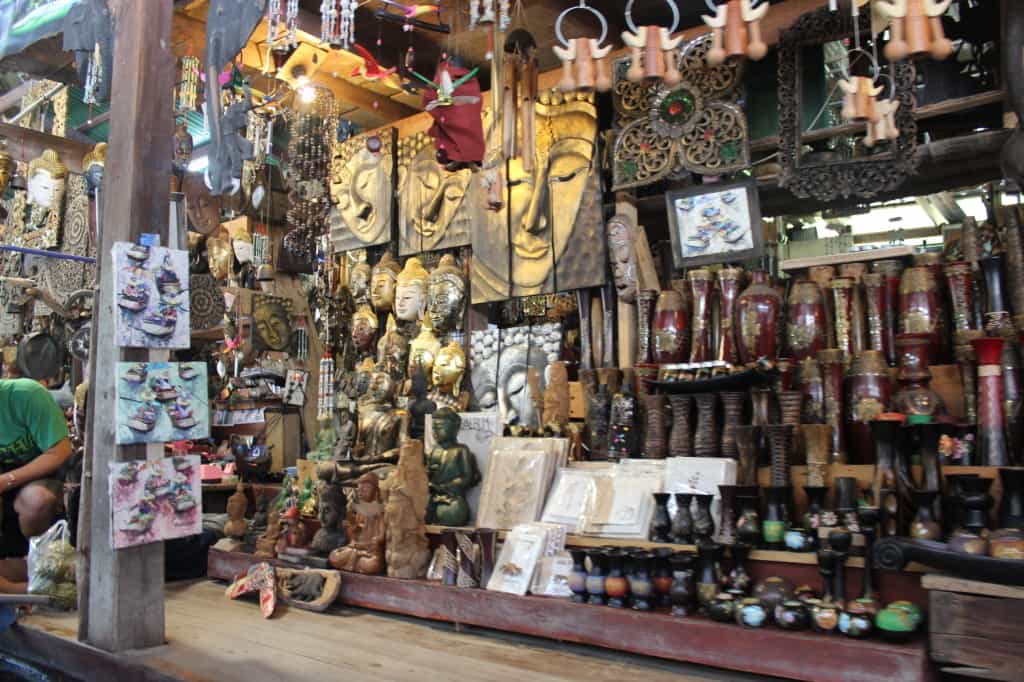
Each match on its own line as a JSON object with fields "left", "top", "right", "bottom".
{"left": 26, "top": 149, "right": 67, "bottom": 211}
{"left": 394, "top": 256, "right": 429, "bottom": 322}
{"left": 252, "top": 294, "right": 292, "bottom": 352}
{"left": 408, "top": 315, "right": 442, "bottom": 383}
{"left": 351, "top": 305, "right": 379, "bottom": 353}
{"left": 206, "top": 237, "right": 234, "bottom": 282}
{"left": 370, "top": 253, "right": 401, "bottom": 312}
{"left": 397, "top": 132, "right": 478, "bottom": 255}
{"left": 427, "top": 254, "right": 466, "bottom": 333}
{"left": 432, "top": 341, "right": 466, "bottom": 396}
{"left": 329, "top": 130, "right": 394, "bottom": 251}
{"left": 349, "top": 261, "right": 371, "bottom": 305}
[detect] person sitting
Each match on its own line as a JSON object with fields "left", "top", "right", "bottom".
{"left": 0, "top": 379, "right": 73, "bottom": 593}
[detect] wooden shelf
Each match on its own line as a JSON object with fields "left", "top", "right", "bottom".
{"left": 206, "top": 549, "right": 933, "bottom": 682}
{"left": 780, "top": 246, "right": 915, "bottom": 271}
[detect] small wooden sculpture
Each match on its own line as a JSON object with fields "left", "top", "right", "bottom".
{"left": 329, "top": 472, "right": 387, "bottom": 574}
{"left": 838, "top": 76, "right": 884, "bottom": 123}
{"left": 310, "top": 464, "right": 348, "bottom": 555}
{"left": 622, "top": 26, "right": 684, "bottom": 85}
{"left": 223, "top": 481, "right": 249, "bottom": 538}
{"left": 864, "top": 98, "right": 901, "bottom": 147}
{"left": 254, "top": 506, "right": 281, "bottom": 558}
{"left": 382, "top": 439, "right": 431, "bottom": 579}
{"left": 553, "top": 39, "right": 613, "bottom": 92}
{"left": 876, "top": 0, "right": 953, "bottom": 61}
{"left": 543, "top": 361, "right": 571, "bottom": 435}
{"left": 703, "top": 0, "right": 769, "bottom": 66}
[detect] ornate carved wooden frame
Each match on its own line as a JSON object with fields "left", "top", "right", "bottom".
{"left": 777, "top": 7, "right": 918, "bottom": 201}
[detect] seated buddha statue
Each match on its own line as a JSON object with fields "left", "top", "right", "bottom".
{"left": 333, "top": 367, "right": 407, "bottom": 484}
{"left": 329, "top": 472, "right": 386, "bottom": 575}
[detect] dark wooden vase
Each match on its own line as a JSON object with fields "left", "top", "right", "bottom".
{"left": 846, "top": 350, "right": 892, "bottom": 465}
{"left": 776, "top": 390, "right": 804, "bottom": 464}
{"left": 720, "top": 391, "right": 746, "bottom": 460}
{"left": 635, "top": 289, "right": 657, "bottom": 365}
{"left": 797, "top": 357, "right": 825, "bottom": 423}
{"left": 693, "top": 393, "right": 720, "bottom": 458}
{"left": 765, "top": 424, "right": 793, "bottom": 488}
{"left": 736, "top": 270, "right": 782, "bottom": 365}
{"left": 643, "top": 394, "right": 668, "bottom": 459}
{"left": 733, "top": 426, "right": 760, "bottom": 487}
{"left": 830, "top": 277, "right": 857, "bottom": 357}
{"left": 838, "top": 263, "right": 867, "bottom": 355}
{"left": 944, "top": 261, "right": 976, "bottom": 334}
{"left": 668, "top": 394, "right": 694, "bottom": 457}
{"left": 869, "top": 418, "right": 907, "bottom": 537}
{"left": 818, "top": 349, "right": 847, "bottom": 463}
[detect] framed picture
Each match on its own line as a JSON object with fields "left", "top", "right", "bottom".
{"left": 665, "top": 178, "right": 763, "bottom": 269}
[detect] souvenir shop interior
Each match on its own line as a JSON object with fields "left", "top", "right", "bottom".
{"left": 0, "top": 0, "right": 1021, "bottom": 680}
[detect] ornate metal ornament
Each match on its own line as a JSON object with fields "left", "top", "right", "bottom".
{"left": 776, "top": 7, "right": 918, "bottom": 201}
{"left": 329, "top": 129, "right": 395, "bottom": 253}
{"left": 397, "top": 131, "right": 479, "bottom": 256}
{"left": 611, "top": 34, "right": 749, "bottom": 191}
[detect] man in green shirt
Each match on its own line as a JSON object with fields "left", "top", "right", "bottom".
{"left": 0, "top": 378, "right": 73, "bottom": 593}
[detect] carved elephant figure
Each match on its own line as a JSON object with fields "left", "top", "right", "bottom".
{"left": 621, "top": 26, "right": 684, "bottom": 85}
{"left": 702, "top": 0, "right": 769, "bottom": 67}
{"left": 204, "top": 0, "right": 267, "bottom": 196}
{"left": 62, "top": 0, "right": 113, "bottom": 103}
{"left": 552, "top": 39, "right": 613, "bottom": 92}
{"left": 864, "top": 99, "right": 900, "bottom": 147}
{"left": 838, "top": 76, "right": 884, "bottom": 124}
{"left": 876, "top": 0, "right": 953, "bottom": 61}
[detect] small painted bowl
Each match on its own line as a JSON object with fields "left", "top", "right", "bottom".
{"left": 794, "top": 584, "right": 818, "bottom": 604}
{"left": 875, "top": 605, "right": 919, "bottom": 643}
{"left": 774, "top": 600, "right": 810, "bottom": 631}
{"left": 736, "top": 598, "right": 769, "bottom": 628}
{"left": 784, "top": 528, "right": 814, "bottom": 552}
{"left": 809, "top": 599, "right": 841, "bottom": 633}
{"left": 707, "top": 593, "right": 737, "bottom": 623}
{"left": 839, "top": 609, "right": 874, "bottom": 639}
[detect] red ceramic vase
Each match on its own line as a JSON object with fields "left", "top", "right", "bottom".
{"left": 689, "top": 269, "right": 713, "bottom": 363}
{"left": 652, "top": 290, "right": 689, "bottom": 364}
{"left": 972, "top": 337, "right": 1009, "bottom": 466}
{"left": 862, "top": 273, "right": 888, "bottom": 360}
{"left": 944, "top": 261, "right": 975, "bottom": 334}
{"left": 787, "top": 281, "right": 828, "bottom": 361}
{"left": 830, "top": 278, "right": 857, "bottom": 358}
{"left": 845, "top": 350, "right": 891, "bottom": 465}
{"left": 898, "top": 267, "right": 941, "bottom": 365}
{"left": 717, "top": 267, "right": 744, "bottom": 365}
{"left": 872, "top": 259, "right": 904, "bottom": 367}
{"left": 736, "top": 271, "right": 782, "bottom": 365}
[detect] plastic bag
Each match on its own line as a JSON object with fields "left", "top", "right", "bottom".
{"left": 27, "top": 520, "right": 77, "bottom": 610}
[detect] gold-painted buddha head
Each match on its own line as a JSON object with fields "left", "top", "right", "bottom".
{"left": 27, "top": 149, "right": 68, "bottom": 210}
{"left": 427, "top": 254, "right": 466, "bottom": 333}
{"left": 370, "top": 252, "right": 401, "bottom": 312}
{"left": 431, "top": 341, "right": 466, "bottom": 396}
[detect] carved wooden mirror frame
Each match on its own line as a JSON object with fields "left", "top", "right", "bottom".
{"left": 777, "top": 7, "right": 918, "bottom": 201}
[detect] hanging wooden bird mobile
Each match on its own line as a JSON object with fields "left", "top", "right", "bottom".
{"left": 621, "top": 0, "right": 684, "bottom": 86}
{"left": 876, "top": 0, "right": 953, "bottom": 61}
{"left": 351, "top": 44, "right": 400, "bottom": 83}
{"left": 552, "top": 2, "right": 613, "bottom": 93}
{"left": 702, "top": 0, "right": 769, "bottom": 66}
{"left": 376, "top": 0, "right": 450, "bottom": 33}
{"left": 470, "top": 0, "right": 510, "bottom": 31}
{"left": 414, "top": 65, "right": 482, "bottom": 110}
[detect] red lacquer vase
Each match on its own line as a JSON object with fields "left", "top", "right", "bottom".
{"left": 944, "top": 261, "right": 975, "bottom": 334}
{"left": 736, "top": 271, "right": 782, "bottom": 365}
{"left": 652, "top": 290, "right": 689, "bottom": 364}
{"left": 818, "top": 348, "right": 847, "bottom": 464}
{"left": 862, "top": 272, "right": 887, "bottom": 359}
{"left": 898, "top": 267, "right": 941, "bottom": 365}
{"left": 717, "top": 267, "right": 744, "bottom": 365}
{"left": 972, "top": 337, "right": 1009, "bottom": 466}
{"left": 830, "top": 277, "right": 856, "bottom": 358}
{"left": 871, "top": 259, "right": 904, "bottom": 367}
{"left": 845, "top": 350, "right": 891, "bottom": 465}
{"left": 893, "top": 333, "right": 944, "bottom": 418}
{"left": 786, "top": 281, "right": 828, "bottom": 361}
{"left": 689, "top": 269, "right": 713, "bottom": 363}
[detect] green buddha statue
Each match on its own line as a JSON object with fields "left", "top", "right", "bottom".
{"left": 425, "top": 408, "right": 481, "bottom": 527}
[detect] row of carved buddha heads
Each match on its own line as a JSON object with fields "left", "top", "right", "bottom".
{"left": 347, "top": 252, "right": 466, "bottom": 331}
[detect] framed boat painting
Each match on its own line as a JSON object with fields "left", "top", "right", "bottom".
{"left": 665, "top": 178, "right": 764, "bottom": 269}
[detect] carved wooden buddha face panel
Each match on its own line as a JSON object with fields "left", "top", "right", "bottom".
{"left": 330, "top": 131, "right": 394, "bottom": 252}
{"left": 370, "top": 253, "right": 401, "bottom": 313}
{"left": 253, "top": 295, "right": 292, "bottom": 352}
{"left": 471, "top": 94, "right": 606, "bottom": 302}
{"left": 397, "top": 133, "right": 477, "bottom": 255}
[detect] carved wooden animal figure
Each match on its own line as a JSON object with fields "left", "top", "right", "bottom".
{"left": 864, "top": 99, "right": 901, "bottom": 147}
{"left": 621, "top": 26, "right": 684, "bottom": 85}
{"left": 703, "top": 0, "right": 769, "bottom": 66}
{"left": 876, "top": 0, "right": 953, "bottom": 61}
{"left": 553, "top": 39, "right": 613, "bottom": 92}
{"left": 838, "top": 76, "right": 883, "bottom": 124}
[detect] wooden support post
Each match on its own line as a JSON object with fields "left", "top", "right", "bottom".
{"left": 79, "top": 0, "right": 174, "bottom": 652}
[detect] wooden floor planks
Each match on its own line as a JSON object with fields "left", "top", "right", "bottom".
{"left": 17, "top": 580, "right": 768, "bottom": 682}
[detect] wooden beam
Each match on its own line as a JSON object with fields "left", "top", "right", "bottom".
{"left": 76, "top": 110, "right": 111, "bottom": 132}
{"left": 0, "top": 81, "right": 38, "bottom": 116}
{"left": 0, "top": 36, "right": 78, "bottom": 85}
{"left": 0, "top": 121, "right": 91, "bottom": 173}
{"left": 80, "top": 0, "right": 174, "bottom": 653}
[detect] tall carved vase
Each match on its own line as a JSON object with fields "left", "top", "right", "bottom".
{"left": 669, "top": 394, "right": 694, "bottom": 457}
{"left": 945, "top": 261, "right": 976, "bottom": 334}
{"left": 787, "top": 281, "right": 828, "bottom": 361}
{"left": 736, "top": 271, "right": 782, "bottom": 365}
{"left": 652, "top": 290, "right": 689, "bottom": 364}
{"left": 608, "top": 381, "right": 639, "bottom": 460}
{"left": 777, "top": 390, "right": 804, "bottom": 464}
{"left": 1004, "top": 211, "right": 1024, "bottom": 318}
{"left": 960, "top": 218, "right": 985, "bottom": 329}
{"left": 717, "top": 267, "right": 744, "bottom": 365}
{"left": 872, "top": 259, "right": 905, "bottom": 367}
{"left": 643, "top": 394, "right": 668, "bottom": 459}
{"left": 838, "top": 263, "right": 867, "bottom": 355}
{"left": 862, "top": 272, "right": 888, "bottom": 358}
{"left": 955, "top": 330, "right": 983, "bottom": 425}
{"left": 764, "top": 425, "right": 793, "bottom": 550}
{"left": 765, "top": 424, "right": 793, "bottom": 488}
{"left": 846, "top": 350, "right": 892, "bottom": 465}
{"left": 809, "top": 266, "right": 837, "bottom": 347}
{"left": 830, "top": 277, "right": 857, "bottom": 358}
{"left": 818, "top": 349, "right": 847, "bottom": 463}
{"left": 981, "top": 255, "right": 1009, "bottom": 328}
{"left": 734, "top": 426, "right": 760, "bottom": 487}
{"left": 689, "top": 269, "right": 713, "bottom": 363}
{"left": 797, "top": 358, "right": 825, "bottom": 423}
{"left": 693, "top": 393, "right": 720, "bottom": 458}
{"left": 893, "top": 333, "right": 944, "bottom": 417}
{"left": 720, "top": 391, "right": 746, "bottom": 460}
{"left": 635, "top": 289, "right": 657, "bottom": 365}
{"left": 802, "top": 424, "right": 832, "bottom": 488}
{"left": 898, "top": 266, "right": 942, "bottom": 365}
{"left": 972, "top": 336, "right": 1009, "bottom": 466}
{"left": 915, "top": 251, "right": 950, "bottom": 363}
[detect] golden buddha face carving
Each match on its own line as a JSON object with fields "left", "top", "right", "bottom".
{"left": 408, "top": 316, "right": 442, "bottom": 382}
{"left": 253, "top": 294, "right": 292, "bottom": 352}
{"left": 398, "top": 133, "right": 477, "bottom": 255}
{"left": 206, "top": 237, "right": 234, "bottom": 282}
{"left": 370, "top": 253, "right": 401, "bottom": 312}
{"left": 394, "top": 256, "right": 429, "bottom": 322}
{"left": 427, "top": 254, "right": 466, "bottom": 334}
{"left": 432, "top": 341, "right": 466, "bottom": 395}
{"left": 471, "top": 93, "right": 605, "bottom": 302}
{"left": 329, "top": 130, "right": 394, "bottom": 252}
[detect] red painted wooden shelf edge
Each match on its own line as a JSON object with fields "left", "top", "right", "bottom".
{"left": 207, "top": 549, "right": 934, "bottom": 682}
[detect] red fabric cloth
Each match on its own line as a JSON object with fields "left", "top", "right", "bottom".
{"left": 422, "top": 63, "right": 485, "bottom": 164}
